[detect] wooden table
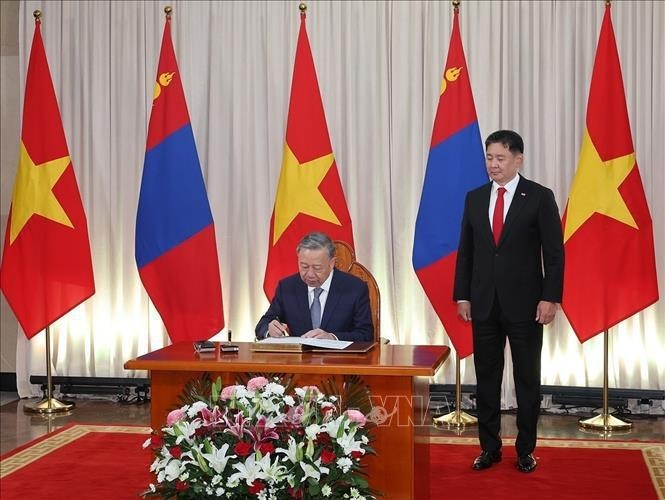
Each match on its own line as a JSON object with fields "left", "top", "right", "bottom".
{"left": 125, "top": 342, "right": 449, "bottom": 499}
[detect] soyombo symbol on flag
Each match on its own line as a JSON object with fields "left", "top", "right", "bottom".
{"left": 0, "top": 17, "right": 95, "bottom": 339}
{"left": 136, "top": 12, "right": 224, "bottom": 342}
{"left": 561, "top": 4, "right": 658, "bottom": 342}
{"left": 263, "top": 8, "right": 354, "bottom": 299}
{"left": 412, "top": 8, "right": 487, "bottom": 358}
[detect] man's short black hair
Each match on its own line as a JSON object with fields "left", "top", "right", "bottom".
{"left": 485, "top": 130, "right": 524, "bottom": 154}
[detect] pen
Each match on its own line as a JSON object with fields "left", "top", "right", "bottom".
{"left": 275, "top": 316, "right": 289, "bottom": 337}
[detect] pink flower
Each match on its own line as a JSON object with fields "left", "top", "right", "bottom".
{"left": 200, "top": 405, "right": 224, "bottom": 427}
{"left": 221, "top": 385, "right": 240, "bottom": 400}
{"left": 166, "top": 408, "right": 186, "bottom": 425}
{"left": 287, "top": 405, "right": 305, "bottom": 424}
{"left": 247, "top": 376, "right": 269, "bottom": 391}
{"left": 302, "top": 385, "right": 320, "bottom": 396}
{"left": 344, "top": 409, "right": 367, "bottom": 427}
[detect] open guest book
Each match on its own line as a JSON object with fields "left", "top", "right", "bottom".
{"left": 252, "top": 337, "right": 377, "bottom": 354}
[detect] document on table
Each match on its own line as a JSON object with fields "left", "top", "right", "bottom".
{"left": 259, "top": 337, "right": 352, "bottom": 350}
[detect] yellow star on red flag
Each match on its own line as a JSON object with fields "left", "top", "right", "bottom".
{"left": 272, "top": 144, "right": 340, "bottom": 243}
{"left": 9, "top": 141, "right": 73, "bottom": 244}
{"left": 563, "top": 129, "right": 636, "bottom": 242}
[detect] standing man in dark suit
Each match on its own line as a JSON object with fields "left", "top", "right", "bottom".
{"left": 255, "top": 232, "right": 373, "bottom": 342}
{"left": 453, "top": 130, "right": 564, "bottom": 473}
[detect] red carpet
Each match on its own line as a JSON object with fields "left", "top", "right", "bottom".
{"left": 1, "top": 426, "right": 663, "bottom": 499}
{"left": 429, "top": 436, "right": 663, "bottom": 499}
{"left": 0, "top": 424, "right": 153, "bottom": 499}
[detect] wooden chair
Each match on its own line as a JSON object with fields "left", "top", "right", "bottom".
{"left": 333, "top": 240, "right": 385, "bottom": 344}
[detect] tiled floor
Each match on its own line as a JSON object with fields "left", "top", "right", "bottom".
{"left": 1, "top": 391, "right": 663, "bottom": 456}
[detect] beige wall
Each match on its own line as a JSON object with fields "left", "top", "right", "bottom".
{"left": 1, "top": 0, "right": 20, "bottom": 374}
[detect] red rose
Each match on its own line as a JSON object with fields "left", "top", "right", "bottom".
{"left": 150, "top": 435, "right": 164, "bottom": 448}
{"left": 234, "top": 441, "right": 253, "bottom": 457}
{"left": 170, "top": 446, "right": 182, "bottom": 459}
{"left": 320, "top": 448, "right": 336, "bottom": 464}
{"left": 351, "top": 450, "right": 364, "bottom": 460}
{"left": 316, "top": 432, "right": 331, "bottom": 446}
{"left": 258, "top": 442, "right": 275, "bottom": 455}
{"left": 175, "top": 480, "right": 188, "bottom": 491}
{"left": 288, "top": 487, "right": 303, "bottom": 499}
{"left": 248, "top": 480, "right": 266, "bottom": 494}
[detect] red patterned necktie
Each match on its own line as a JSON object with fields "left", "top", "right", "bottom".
{"left": 493, "top": 187, "right": 506, "bottom": 244}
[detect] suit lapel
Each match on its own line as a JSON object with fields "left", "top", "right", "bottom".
{"left": 477, "top": 183, "right": 495, "bottom": 248}
{"left": 296, "top": 279, "right": 311, "bottom": 326}
{"left": 320, "top": 271, "right": 341, "bottom": 330}
{"left": 498, "top": 176, "right": 529, "bottom": 246}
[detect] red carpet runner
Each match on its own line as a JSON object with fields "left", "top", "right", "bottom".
{"left": 1, "top": 425, "right": 662, "bottom": 499}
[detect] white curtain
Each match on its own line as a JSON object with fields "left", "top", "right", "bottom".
{"left": 9, "top": 1, "right": 664, "bottom": 403}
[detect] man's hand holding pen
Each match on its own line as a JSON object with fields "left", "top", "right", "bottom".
{"left": 267, "top": 318, "right": 290, "bottom": 337}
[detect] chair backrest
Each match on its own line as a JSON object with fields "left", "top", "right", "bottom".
{"left": 333, "top": 240, "right": 380, "bottom": 342}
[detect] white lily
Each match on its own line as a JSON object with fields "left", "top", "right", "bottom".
{"left": 163, "top": 459, "right": 183, "bottom": 482}
{"left": 201, "top": 443, "right": 237, "bottom": 474}
{"left": 259, "top": 455, "right": 288, "bottom": 484}
{"left": 337, "top": 429, "right": 365, "bottom": 456}
{"left": 304, "top": 423, "right": 321, "bottom": 440}
{"left": 276, "top": 435, "right": 303, "bottom": 464}
{"left": 228, "top": 453, "right": 270, "bottom": 485}
{"left": 299, "top": 458, "right": 330, "bottom": 481}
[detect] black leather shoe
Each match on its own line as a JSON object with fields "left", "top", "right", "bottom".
{"left": 516, "top": 453, "right": 537, "bottom": 473}
{"left": 472, "top": 450, "right": 502, "bottom": 470}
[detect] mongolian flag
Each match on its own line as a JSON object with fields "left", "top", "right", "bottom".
{"left": 263, "top": 9, "right": 354, "bottom": 299}
{"left": 136, "top": 13, "right": 224, "bottom": 342}
{"left": 0, "top": 17, "right": 95, "bottom": 339}
{"left": 561, "top": 4, "right": 658, "bottom": 342}
{"left": 412, "top": 8, "right": 487, "bottom": 358}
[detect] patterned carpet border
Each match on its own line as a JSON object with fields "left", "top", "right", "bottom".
{"left": 0, "top": 424, "right": 151, "bottom": 479}
{"left": 427, "top": 436, "right": 665, "bottom": 499}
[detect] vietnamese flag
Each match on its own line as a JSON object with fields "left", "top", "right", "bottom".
{"left": 412, "top": 8, "right": 488, "bottom": 358}
{"left": 263, "top": 9, "right": 354, "bottom": 299}
{"left": 561, "top": 4, "right": 658, "bottom": 342}
{"left": 135, "top": 12, "right": 224, "bottom": 342}
{"left": 0, "top": 17, "right": 95, "bottom": 339}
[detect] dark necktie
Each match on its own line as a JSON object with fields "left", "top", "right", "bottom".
{"left": 310, "top": 288, "right": 323, "bottom": 329}
{"left": 493, "top": 187, "right": 507, "bottom": 244}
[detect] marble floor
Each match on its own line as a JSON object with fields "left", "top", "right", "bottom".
{"left": 1, "top": 391, "right": 663, "bottom": 456}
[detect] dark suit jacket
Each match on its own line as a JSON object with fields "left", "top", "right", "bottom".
{"left": 453, "top": 175, "right": 564, "bottom": 322}
{"left": 255, "top": 269, "right": 374, "bottom": 342}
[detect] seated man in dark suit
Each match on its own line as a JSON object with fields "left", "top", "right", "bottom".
{"left": 255, "top": 232, "right": 373, "bottom": 342}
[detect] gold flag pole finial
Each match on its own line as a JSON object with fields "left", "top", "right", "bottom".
{"left": 452, "top": 0, "right": 460, "bottom": 13}
{"left": 605, "top": 0, "right": 611, "bottom": 6}
{"left": 299, "top": 3, "right": 307, "bottom": 14}
{"left": 164, "top": 5, "right": 173, "bottom": 19}
{"left": 33, "top": 10, "right": 42, "bottom": 21}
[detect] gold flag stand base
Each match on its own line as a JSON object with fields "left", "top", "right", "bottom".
{"left": 577, "top": 330, "right": 632, "bottom": 434}
{"left": 578, "top": 412, "right": 632, "bottom": 431}
{"left": 24, "top": 397, "right": 75, "bottom": 415}
{"left": 24, "top": 325, "right": 76, "bottom": 416}
{"left": 432, "top": 353, "right": 477, "bottom": 429}
{"left": 433, "top": 410, "right": 477, "bottom": 427}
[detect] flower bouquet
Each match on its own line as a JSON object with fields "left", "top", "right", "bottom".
{"left": 142, "top": 375, "right": 378, "bottom": 499}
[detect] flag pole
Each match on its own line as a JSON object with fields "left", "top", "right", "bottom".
{"left": 24, "top": 325, "right": 75, "bottom": 414}
{"left": 578, "top": 329, "right": 631, "bottom": 432}
{"left": 18, "top": 9, "right": 75, "bottom": 416}
{"left": 433, "top": 353, "right": 477, "bottom": 428}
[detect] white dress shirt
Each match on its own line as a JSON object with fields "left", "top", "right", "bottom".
{"left": 488, "top": 174, "right": 520, "bottom": 228}
{"left": 308, "top": 269, "right": 334, "bottom": 317}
